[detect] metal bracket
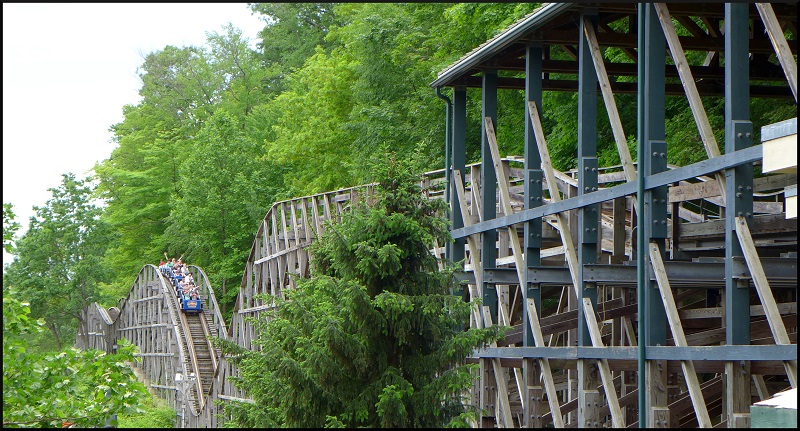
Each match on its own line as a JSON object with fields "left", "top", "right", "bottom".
{"left": 647, "top": 141, "right": 668, "bottom": 239}
{"left": 525, "top": 169, "right": 544, "bottom": 248}
{"left": 579, "top": 157, "right": 599, "bottom": 244}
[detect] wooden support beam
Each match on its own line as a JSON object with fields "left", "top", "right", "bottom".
{"left": 454, "top": 170, "right": 489, "bottom": 329}
{"left": 525, "top": 104, "right": 625, "bottom": 427}
{"left": 734, "top": 216, "right": 798, "bottom": 387}
{"left": 654, "top": 3, "right": 727, "bottom": 201}
{"left": 527, "top": 299, "right": 566, "bottom": 428}
{"left": 648, "top": 242, "right": 713, "bottom": 427}
{"left": 756, "top": 3, "right": 798, "bottom": 101}
{"left": 582, "top": 298, "right": 626, "bottom": 427}
{"left": 482, "top": 306, "right": 515, "bottom": 427}
{"left": 583, "top": 16, "right": 638, "bottom": 185}
{"left": 483, "top": 118, "right": 565, "bottom": 427}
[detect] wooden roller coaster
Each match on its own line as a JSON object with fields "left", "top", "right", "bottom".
{"left": 77, "top": 3, "right": 796, "bottom": 428}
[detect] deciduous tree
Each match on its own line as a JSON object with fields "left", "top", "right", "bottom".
{"left": 5, "top": 174, "right": 110, "bottom": 349}
{"left": 2, "top": 286, "right": 147, "bottom": 428}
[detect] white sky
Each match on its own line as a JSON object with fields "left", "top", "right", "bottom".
{"left": 3, "top": 3, "right": 267, "bottom": 265}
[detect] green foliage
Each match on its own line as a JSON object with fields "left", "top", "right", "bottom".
{"left": 117, "top": 394, "right": 175, "bottom": 428}
{"left": 164, "top": 108, "right": 277, "bottom": 314}
{"left": 3, "top": 287, "right": 148, "bottom": 428}
{"left": 3, "top": 202, "right": 20, "bottom": 254}
{"left": 249, "top": 3, "right": 339, "bottom": 93}
{"left": 218, "top": 155, "right": 502, "bottom": 427}
{"left": 4, "top": 174, "right": 112, "bottom": 350}
{"left": 265, "top": 45, "right": 359, "bottom": 195}
{"left": 96, "top": 27, "right": 283, "bottom": 312}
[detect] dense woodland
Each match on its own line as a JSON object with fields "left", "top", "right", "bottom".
{"left": 3, "top": 2, "right": 796, "bottom": 427}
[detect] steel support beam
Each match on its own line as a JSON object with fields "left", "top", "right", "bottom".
{"left": 724, "top": 2, "right": 753, "bottom": 348}
{"left": 472, "top": 345, "right": 798, "bottom": 362}
{"left": 450, "top": 144, "right": 763, "bottom": 239}
{"left": 578, "top": 13, "right": 602, "bottom": 427}
{"left": 641, "top": 4, "right": 668, "bottom": 427}
{"left": 451, "top": 87, "right": 467, "bottom": 274}
{"left": 523, "top": 44, "right": 543, "bottom": 348}
{"left": 476, "top": 257, "right": 798, "bottom": 286}
{"left": 481, "top": 70, "right": 499, "bottom": 321}
{"left": 724, "top": 4, "right": 754, "bottom": 426}
{"left": 522, "top": 43, "right": 546, "bottom": 429}
{"left": 578, "top": 12, "right": 599, "bottom": 349}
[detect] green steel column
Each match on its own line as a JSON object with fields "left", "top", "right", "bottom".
{"left": 643, "top": 3, "right": 668, "bottom": 427}
{"left": 643, "top": 5, "right": 667, "bottom": 346}
{"left": 437, "top": 87, "right": 452, "bottom": 261}
{"left": 523, "top": 43, "right": 545, "bottom": 428}
{"left": 524, "top": 43, "right": 543, "bottom": 348}
{"left": 636, "top": 4, "right": 646, "bottom": 427}
{"left": 481, "top": 70, "right": 498, "bottom": 319}
{"left": 577, "top": 11, "right": 599, "bottom": 348}
{"left": 724, "top": 2, "right": 752, "bottom": 349}
{"left": 578, "top": 12, "right": 601, "bottom": 428}
{"left": 452, "top": 87, "right": 467, "bottom": 273}
{"left": 724, "top": 4, "right": 753, "bottom": 425}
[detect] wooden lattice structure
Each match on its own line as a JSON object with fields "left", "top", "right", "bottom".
{"left": 77, "top": 2, "right": 796, "bottom": 428}
{"left": 430, "top": 2, "right": 797, "bottom": 428}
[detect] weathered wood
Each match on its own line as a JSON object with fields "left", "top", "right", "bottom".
{"left": 649, "top": 242, "right": 712, "bottom": 427}
{"left": 756, "top": 3, "right": 798, "bottom": 101}
{"left": 734, "top": 216, "right": 798, "bottom": 387}
{"left": 582, "top": 298, "right": 625, "bottom": 427}
{"left": 582, "top": 17, "right": 637, "bottom": 184}
{"left": 654, "top": 3, "right": 727, "bottom": 201}
{"left": 454, "top": 170, "right": 490, "bottom": 329}
{"left": 482, "top": 118, "right": 565, "bottom": 427}
{"left": 679, "top": 213, "right": 796, "bottom": 239}
{"left": 526, "top": 103, "right": 623, "bottom": 426}
{"left": 483, "top": 307, "right": 515, "bottom": 427}
{"left": 679, "top": 302, "right": 797, "bottom": 320}
{"left": 527, "top": 299, "right": 566, "bottom": 428}
{"left": 752, "top": 374, "right": 770, "bottom": 401}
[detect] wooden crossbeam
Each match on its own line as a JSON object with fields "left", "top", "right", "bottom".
{"left": 734, "top": 216, "right": 798, "bottom": 387}
{"left": 482, "top": 306, "right": 515, "bottom": 427}
{"left": 654, "top": 3, "right": 727, "bottom": 202}
{"left": 648, "top": 242, "right": 713, "bottom": 427}
{"left": 485, "top": 117, "right": 555, "bottom": 417}
{"left": 581, "top": 298, "right": 626, "bottom": 427}
{"left": 484, "top": 118, "right": 531, "bottom": 290}
{"left": 453, "top": 169, "right": 490, "bottom": 329}
{"left": 311, "top": 195, "right": 322, "bottom": 237}
{"left": 477, "top": 118, "right": 565, "bottom": 427}
{"left": 525, "top": 104, "right": 625, "bottom": 427}
{"left": 756, "top": 3, "right": 798, "bottom": 101}
{"left": 582, "top": 17, "right": 638, "bottom": 185}
{"left": 526, "top": 299, "right": 566, "bottom": 428}
{"left": 752, "top": 375, "right": 770, "bottom": 401}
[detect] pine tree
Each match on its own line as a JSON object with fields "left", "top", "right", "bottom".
{"left": 220, "top": 152, "right": 501, "bottom": 427}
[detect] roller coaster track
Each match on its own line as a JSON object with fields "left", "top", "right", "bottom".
{"left": 77, "top": 264, "right": 228, "bottom": 427}
{"left": 74, "top": 164, "right": 453, "bottom": 428}
{"left": 76, "top": 153, "right": 797, "bottom": 428}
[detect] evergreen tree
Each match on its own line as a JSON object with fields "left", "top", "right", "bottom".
{"left": 219, "top": 152, "right": 502, "bottom": 427}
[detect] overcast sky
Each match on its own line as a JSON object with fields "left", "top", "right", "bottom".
{"left": 3, "top": 3, "right": 267, "bottom": 265}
